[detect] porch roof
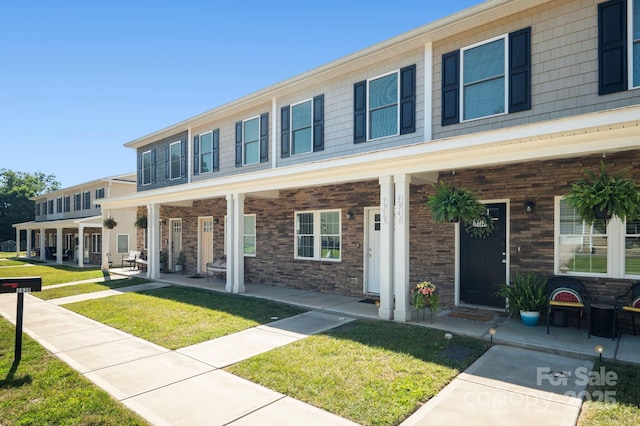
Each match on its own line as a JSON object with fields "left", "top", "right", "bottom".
{"left": 13, "top": 215, "right": 103, "bottom": 230}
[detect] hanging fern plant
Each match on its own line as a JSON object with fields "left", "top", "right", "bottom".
{"left": 565, "top": 161, "right": 640, "bottom": 224}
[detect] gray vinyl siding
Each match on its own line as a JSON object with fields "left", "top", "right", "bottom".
{"left": 137, "top": 131, "right": 188, "bottom": 191}
{"left": 432, "top": 0, "right": 640, "bottom": 140}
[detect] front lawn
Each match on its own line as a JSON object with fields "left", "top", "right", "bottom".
{"left": 0, "top": 318, "right": 148, "bottom": 425}
{"left": 0, "top": 258, "right": 105, "bottom": 286}
{"left": 228, "top": 320, "right": 486, "bottom": 426}
{"left": 64, "top": 286, "right": 307, "bottom": 349}
{"left": 578, "top": 360, "right": 640, "bottom": 425}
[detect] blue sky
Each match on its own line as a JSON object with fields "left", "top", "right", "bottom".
{"left": 0, "top": 0, "right": 480, "bottom": 188}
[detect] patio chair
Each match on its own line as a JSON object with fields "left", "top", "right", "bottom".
{"left": 546, "top": 276, "right": 591, "bottom": 336}
{"left": 615, "top": 282, "right": 640, "bottom": 336}
{"left": 206, "top": 256, "right": 226, "bottom": 281}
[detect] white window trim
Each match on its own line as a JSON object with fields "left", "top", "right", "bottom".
{"left": 554, "top": 196, "right": 638, "bottom": 279}
{"left": 243, "top": 116, "right": 261, "bottom": 165}
{"left": 116, "top": 233, "right": 129, "bottom": 254}
{"left": 141, "top": 150, "right": 152, "bottom": 186}
{"left": 290, "top": 98, "right": 313, "bottom": 156}
{"left": 244, "top": 214, "right": 256, "bottom": 257}
{"left": 169, "top": 141, "right": 182, "bottom": 181}
{"left": 91, "top": 233, "right": 101, "bottom": 254}
{"left": 222, "top": 214, "right": 257, "bottom": 257}
{"left": 460, "top": 33, "right": 509, "bottom": 123}
{"left": 628, "top": 0, "right": 640, "bottom": 90}
{"left": 199, "top": 130, "right": 214, "bottom": 174}
{"left": 367, "top": 69, "right": 400, "bottom": 141}
{"left": 294, "top": 209, "right": 342, "bottom": 262}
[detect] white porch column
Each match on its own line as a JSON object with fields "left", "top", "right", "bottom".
{"left": 56, "top": 228, "right": 63, "bottom": 265}
{"left": 78, "top": 225, "right": 85, "bottom": 267}
{"left": 232, "top": 193, "right": 245, "bottom": 294}
{"left": 39, "top": 229, "right": 46, "bottom": 261}
{"left": 26, "top": 229, "right": 32, "bottom": 259}
{"left": 393, "top": 174, "right": 412, "bottom": 322}
{"left": 225, "top": 194, "right": 235, "bottom": 293}
{"left": 148, "top": 204, "right": 161, "bottom": 279}
{"left": 101, "top": 226, "right": 110, "bottom": 271}
{"left": 378, "top": 176, "right": 394, "bottom": 320}
{"left": 15, "top": 227, "right": 20, "bottom": 258}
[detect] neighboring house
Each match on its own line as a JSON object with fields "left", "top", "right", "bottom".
{"left": 13, "top": 173, "right": 137, "bottom": 267}
{"left": 101, "top": 0, "right": 640, "bottom": 322}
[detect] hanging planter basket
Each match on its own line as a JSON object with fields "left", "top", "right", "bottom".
{"left": 565, "top": 161, "right": 640, "bottom": 224}
{"left": 103, "top": 217, "right": 117, "bottom": 229}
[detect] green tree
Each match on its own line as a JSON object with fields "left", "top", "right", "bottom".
{"left": 0, "top": 169, "right": 60, "bottom": 243}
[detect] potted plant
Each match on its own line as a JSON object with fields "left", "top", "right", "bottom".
{"left": 497, "top": 272, "right": 547, "bottom": 326}
{"left": 411, "top": 281, "right": 440, "bottom": 322}
{"left": 426, "top": 181, "right": 494, "bottom": 237}
{"left": 175, "top": 250, "right": 185, "bottom": 272}
{"left": 102, "top": 217, "right": 117, "bottom": 229}
{"left": 565, "top": 161, "right": 640, "bottom": 224}
{"left": 134, "top": 214, "right": 148, "bottom": 229}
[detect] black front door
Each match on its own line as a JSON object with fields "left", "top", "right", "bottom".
{"left": 460, "top": 202, "right": 507, "bottom": 308}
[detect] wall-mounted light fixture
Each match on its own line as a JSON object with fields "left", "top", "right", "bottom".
{"left": 347, "top": 211, "right": 354, "bottom": 220}
{"left": 524, "top": 201, "right": 535, "bottom": 213}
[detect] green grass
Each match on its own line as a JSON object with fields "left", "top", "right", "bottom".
{"left": 578, "top": 360, "right": 640, "bottom": 425}
{"left": 228, "top": 320, "right": 486, "bottom": 426}
{"left": 64, "top": 286, "right": 307, "bottom": 349}
{"left": 568, "top": 254, "right": 607, "bottom": 274}
{"left": 35, "top": 277, "right": 152, "bottom": 300}
{"left": 0, "top": 318, "right": 148, "bottom": 425}
{"left": 0, "top": 258, "right": 105, "bottom": 286}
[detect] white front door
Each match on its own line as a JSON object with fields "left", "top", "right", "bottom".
{"left": 365, "top": 208, "right": 381, "bottom": 294}
{"left": 170, "top": 219, "right": 182, "bottom": 269}
{"left": 199, "top": 217, "right": 214, "bottom": 273}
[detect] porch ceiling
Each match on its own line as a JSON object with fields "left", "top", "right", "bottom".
{"left": 103, "top": 106, "right": 640, "bottom": 210}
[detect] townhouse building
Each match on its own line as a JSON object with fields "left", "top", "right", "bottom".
{"left": 101, "top": 0, "right": 640, "bottom": 321}
{"left": 13, "top": 173, "right": 137, "bottom": 267}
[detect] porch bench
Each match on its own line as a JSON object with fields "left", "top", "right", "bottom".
{"left": 122, "top": 251, "right": 141, "bottom": 270}
{"left": 206, "top": 256, "right": 227, "bottom": 281}
{"left": 135, "top": 258, "right": 148, "bottom": 271}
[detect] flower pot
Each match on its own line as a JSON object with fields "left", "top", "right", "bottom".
{"left": 594, "top": 206, "right": 612, "bottom": 220}
{"left": 520, "top": 311, "right": 540, "bottom": 326}
{"left": 175, "top": 265, "right": 183, "bottom": 273}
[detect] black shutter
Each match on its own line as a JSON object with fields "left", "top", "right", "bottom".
{"left": 599, "top": 0, "right": 627, "bottom": 95}
{"left": 212, "top": 129, "right": 220, "bottom": 172}
{"left": 313, "top": 94, "right": 324, "bottom": 151}
{"left": 281, "top": 106, "right": 290, "bottom": 158}
{"left": 193, "top": 135, "right": 200, "bottom": 176}
{"left": 151, "top": 149, "right": 156, "bottom": 184}
{"left": 165, "top": 145, "right": 170, "bottom": 179}
{"left": 509, "top": 27, "right": 531, "bottom": 112}
{"left": 235, "top": 121, "right": 243, "bottom": 167}
{"left": 260, "top": 112, "right": 269, "bottom": 163}
{"left": 137, "top": 153, "right": 142, "bottom": 185}
{"left": 180, "top": 139, "right": 186, "bottom": 178}
{"left": 441, "top": 50, "right": 460, "bottom": 126}
{"left": 353, "top": 80, "right": 367, "bottom": 143}
{"left": 400, "top": 65, "right": 416, "bottom": 134}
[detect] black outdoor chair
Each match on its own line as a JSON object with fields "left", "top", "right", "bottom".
{"left": 615, "top": 282, "right": 640, "bottom": 336}
{"left": 546, "top": 276, "right": 591, "bottom": 336}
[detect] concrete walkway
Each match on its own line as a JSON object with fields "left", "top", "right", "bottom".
{"left": 1, "top": 276, "right": 636, "bottom": 425}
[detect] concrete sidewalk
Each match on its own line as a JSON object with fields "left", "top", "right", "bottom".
{"left": 0, "top": 293, "right": 358, "bottom": 425}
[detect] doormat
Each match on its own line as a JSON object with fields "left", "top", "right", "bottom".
{"left": 448, "top": 311, "right": 494, "bottom": 322}
{"left": 438, "top": 345, "right": 475, "bottom": 361}
{"left": 188, "top": 275, "right": 204, "bottom": 279}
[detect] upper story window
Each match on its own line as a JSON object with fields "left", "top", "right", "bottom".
{"left": 462, "top": 37, "right": 506, "bottom": 120}
{"left": 235, "top": 113, "right": 269, "bottom": 167}
{"left": 64, "top": 196, "right": 70, "bottom": 213}
{"left": 56, "top": 197, "right": 62, "bottom": 213}
{"left": 193, "top": 130, "right": 219, "bottom": 175}
{"left": 169, "top": 141, "right": 183, "bottom": 180}
{"left": 35, "top": 203, "right": 40, "bottom": 216}
{"left": 74, "top": 193, "right": 81, "bottom": 211}
{"left": 82, "top": 191, "right": 91, "bottom": 210}
{"left": 141, "top": 150, "right": 153, "bottom": 186}
{"left": 95, "top": 188, "right": 105, "bottom": 199}
{"left": 598, "top": 0, "right": 637, "bottom": 93}
{"left": 555, "top": 196, "right": 640, "bottom": 279}
{"left": 47, "top": 200, "right": 54, "bottom": 215}
{"left": 442, "top": 27, "right": 531, "bottom": 126}
{"left": 281, "top": 95, "right": 324, "bottom": 158}
{"left": 354, "top": 65, "right": 416, "bottom": 143}
{"left": 295, "top": 209, "right": 341, "bottom": 261}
